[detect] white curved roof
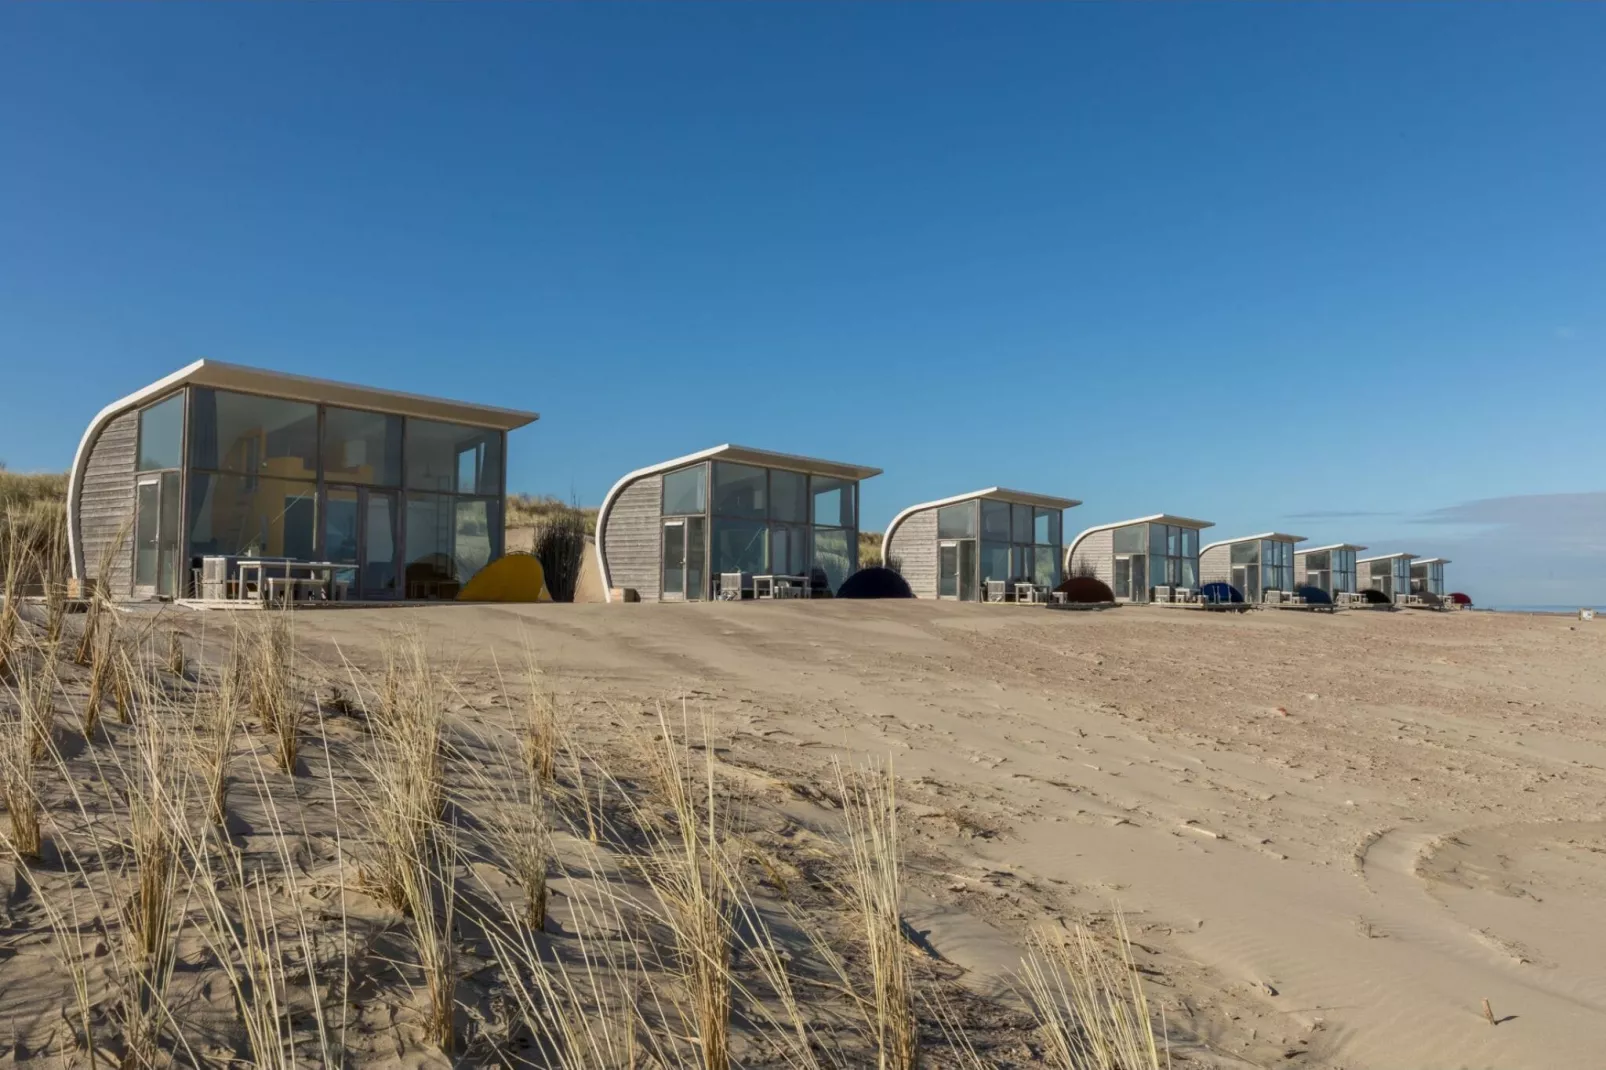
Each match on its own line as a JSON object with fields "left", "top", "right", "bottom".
{"left": 1358, "top": 551, "right": 1418, "bottom": 563}
{"left": 1200, "top": 532, "right": 1307, "bottom": 554}
{"left": 592, "top": 444, "right": 882, "bottom": 602}
{"left": 67, "top": 359, "right": 538, "bottom": 579}
{"left": 1296, "top": 542, "right": 1368, "bottom": 554}
{"left": 880, "top": 487, "right": 1080, "bottom": 563}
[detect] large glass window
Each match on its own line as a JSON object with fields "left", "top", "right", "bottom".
{"left": 981, "top": 500, "right": 1012, "bottom": 540}
{"left": 1334, "top": 550, "right": 1356, "bottom": 593}
{"left": 713, "top": 519, "right": 768, "bottom": 576}
{"left": 189, "top": 389, "right": 318, "bottom": 478}
{"left": 186, "top": 473, "right": 318, "bottom": 559}
{"left": 454, "top": 498, "right": 498, "bottom": 583}
{"left": 1231, "top": 541, "right": 1259, "bottom": 564}
{"left": 811, "top": 526, "right": 855, "bottom": 592}
{"left": 811, "top": 478, "right": 855, "bottom": 529}
{"left": 1033, "top": 509, "right": 1059, "bottom": 546}
{"left": 1304, "top": 550, "right": 1330, "bottom": 571}
{"left": 406, "top": 419, "right": 503, "bottom": 495}
{"left": 1261, "top": 540, "right": 1294, "bottom": 592}
{"left": 712, "top": 462, "right": 768, "bottom": 519}
{"left": 1141, "top": 523, "right": 1200, "bottom": 590}
{"left": 771, "top": 523, "right": 808, "bottom": 575}
{"left": 137, "top": 393, "right": 184, "bottom": 471}
{"left": 1150, "top": 555, "right": 1169, "bottom": 588}
{"left": 1112, "top": 524, "right": 1145, "bottom": 553}
{"left": 938, "top": 501, "right": 978, "bottom": 539}
{"left": 323, "top": 407, "right": 402, "bottom": 486}
{"left": 401, "top": 493, "right": 500, "bottom": 592}
{"left": 770, "top": 469, "right": 808, "bottom": 524}
{"left": 662, "top": 465, "right": 707, "bottom": 515}
{"left": 1034, "top": 546, "right": 1059, "bottom": 587}
{"left": 405, "top": 494, "right": 455, "bottom": 589}
{"left": 1012, "top": 504, "right": 1033, "bottom": 544}
{"left": 980, "top": 542, "right": 1011, "bottom": 585}
{"left": 1150, "top": 525, "right": 1169, "bottom": 558}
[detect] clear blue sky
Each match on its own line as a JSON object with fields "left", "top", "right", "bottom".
{"left": 3, "top": 5, "right": 1602, "bottom": 602}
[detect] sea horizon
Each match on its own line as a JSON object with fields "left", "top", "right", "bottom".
{"left": 1486, "top": 604, "right": 1601, "bottom": 614}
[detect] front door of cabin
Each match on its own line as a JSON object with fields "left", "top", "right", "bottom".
{"left": 1114, "top": 554, "right": 1146, "bottom": 602}
{"left": 132, "top": 473, "right": 180, "bottom": 600}
{"left": 661, "top": 517, "right": 706, "bottom": 601}
{"left": 938, "top": 542, "right": 960, "bottom": 599}
{"left": 325, "top": 486, "right": 400, "bottom": 600}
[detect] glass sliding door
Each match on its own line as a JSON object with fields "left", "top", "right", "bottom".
{"left": 326, "top": 487, "right": 361, "bottom": 595}
{"left": 365, "top": 491, "right": 399, "bottom": 598}
{"left": 938, "top": 542, "right": 960, "bottom": 598}
{"left": 325, "top": 486, "right": 401, "bottom": 599}
{"left": 685, "top": 516, "right": 706, "bottom": 601}
{"left": 1114, "top": 554, "right": 1146, "bottom": 602}
{"left": 157, "top": 471, "right": 180, "bottom": 598}
{"left": 133, "top": 474, "right": 181, "bottom": 598}
{"left": 957, "top": 540, "right": 978, "bottom": 602}
{"left": 133, "top": 479, "right": 160, "bottom": 595}
{"left": 663, "top": 520, "right": 687, "bottom": 600}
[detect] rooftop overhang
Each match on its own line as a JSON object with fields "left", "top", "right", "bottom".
{"left": 1357, "top": 552, "right": 1418, "bottom": 563}
{"left": 1412, "top": 557, "right": 1452, "bottom": 565}
{"left": 1297, "top": 543, "right": 1369, "bottom": 555}
{"left": 142, "top": 359, "right": 539, "bottom": 431}
{"left": 1201, "top": 531, "right": 1307, "bottom": 554}
{"left": 670, "top": 444, "right": 883, "bottom": 482}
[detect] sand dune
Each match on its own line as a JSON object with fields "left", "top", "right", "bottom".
{"left": 283, "top": 601, "right": 1606, "bottom": 1069}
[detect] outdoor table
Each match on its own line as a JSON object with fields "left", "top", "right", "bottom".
{"left": 754, "top": 574, "right": 809, "bottom": 599}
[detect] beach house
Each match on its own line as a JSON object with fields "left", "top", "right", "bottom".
{"left": 881, "top": 489, "right": 1080, "bottom": 600}
{"left": 1294, "top": 543, "right": 1366, "bottom": 601}
{"left": 1410, "top": 557, "right": 1452, "bottom": 602}
{"left": 67, "top": 360, "right": 537, "bottom": 601}
{"left": 1358, "top": 552, "right": 1416, "bottom": 603}
{"left": 1064, "top": 514, "right": 1213, "bottom": 603}
{"left": 1198, "top": 533, "right": 1306, "bottom": 603}
{"left": 594, "top": 445, "right": 880, "bottom": 602}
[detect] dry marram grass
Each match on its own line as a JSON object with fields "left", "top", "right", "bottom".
{"left": 0, "top": 598, "right": 1182, "bottom": 1068}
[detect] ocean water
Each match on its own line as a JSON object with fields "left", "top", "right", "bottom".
{"left": 1487, "top": 604, "right": 1601, "bottom": 615}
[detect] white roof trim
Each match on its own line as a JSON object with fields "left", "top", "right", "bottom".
{"left": 1358, "top": 552, "right": 1418, "bottom": 563}
{"left": 593, "top": 444, "right": 882, "bottom": 602}
{"left": 67, "top": 359, "right": 540, "bottom": 580}
{"left": 1200, "top": 532, "right": 1307, "bottom": 554}
{"left": 881, "top": 488, "right": 1081, "bottom": 563}
{"left": 1412, "top": 557, "right": 1452, "bottom": 565}
{"left": 177, "top": 359, "right": 537, "bottom": 429}
{"left": 1295, "top": 543, "right": 1368, "bottom": 555}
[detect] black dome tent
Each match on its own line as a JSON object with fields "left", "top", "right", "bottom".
{"left": 836, "top": 567, "right": 914, "bottom": 600}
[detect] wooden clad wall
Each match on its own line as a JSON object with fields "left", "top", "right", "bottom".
{"left": 885, "top": 506, "right": 938, "bottom": 598}
{"left": 77, "top": 410, "right": 138, "bottom": 595}
{"left": 1198, "top": 544, "right": 1232, "bottom": 587}
{"left": 602, "top": 474, "right": 663, "bottom": 600}
{"left": 1067, "top": 528, "right": 1114, "bottom": 584}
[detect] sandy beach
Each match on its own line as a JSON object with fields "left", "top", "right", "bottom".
{"left": 233, "top": 599, "right": 1603, "bottom": 1070}
{"left": 2, "top": 599, "right": 1601, "bottom": 1068}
